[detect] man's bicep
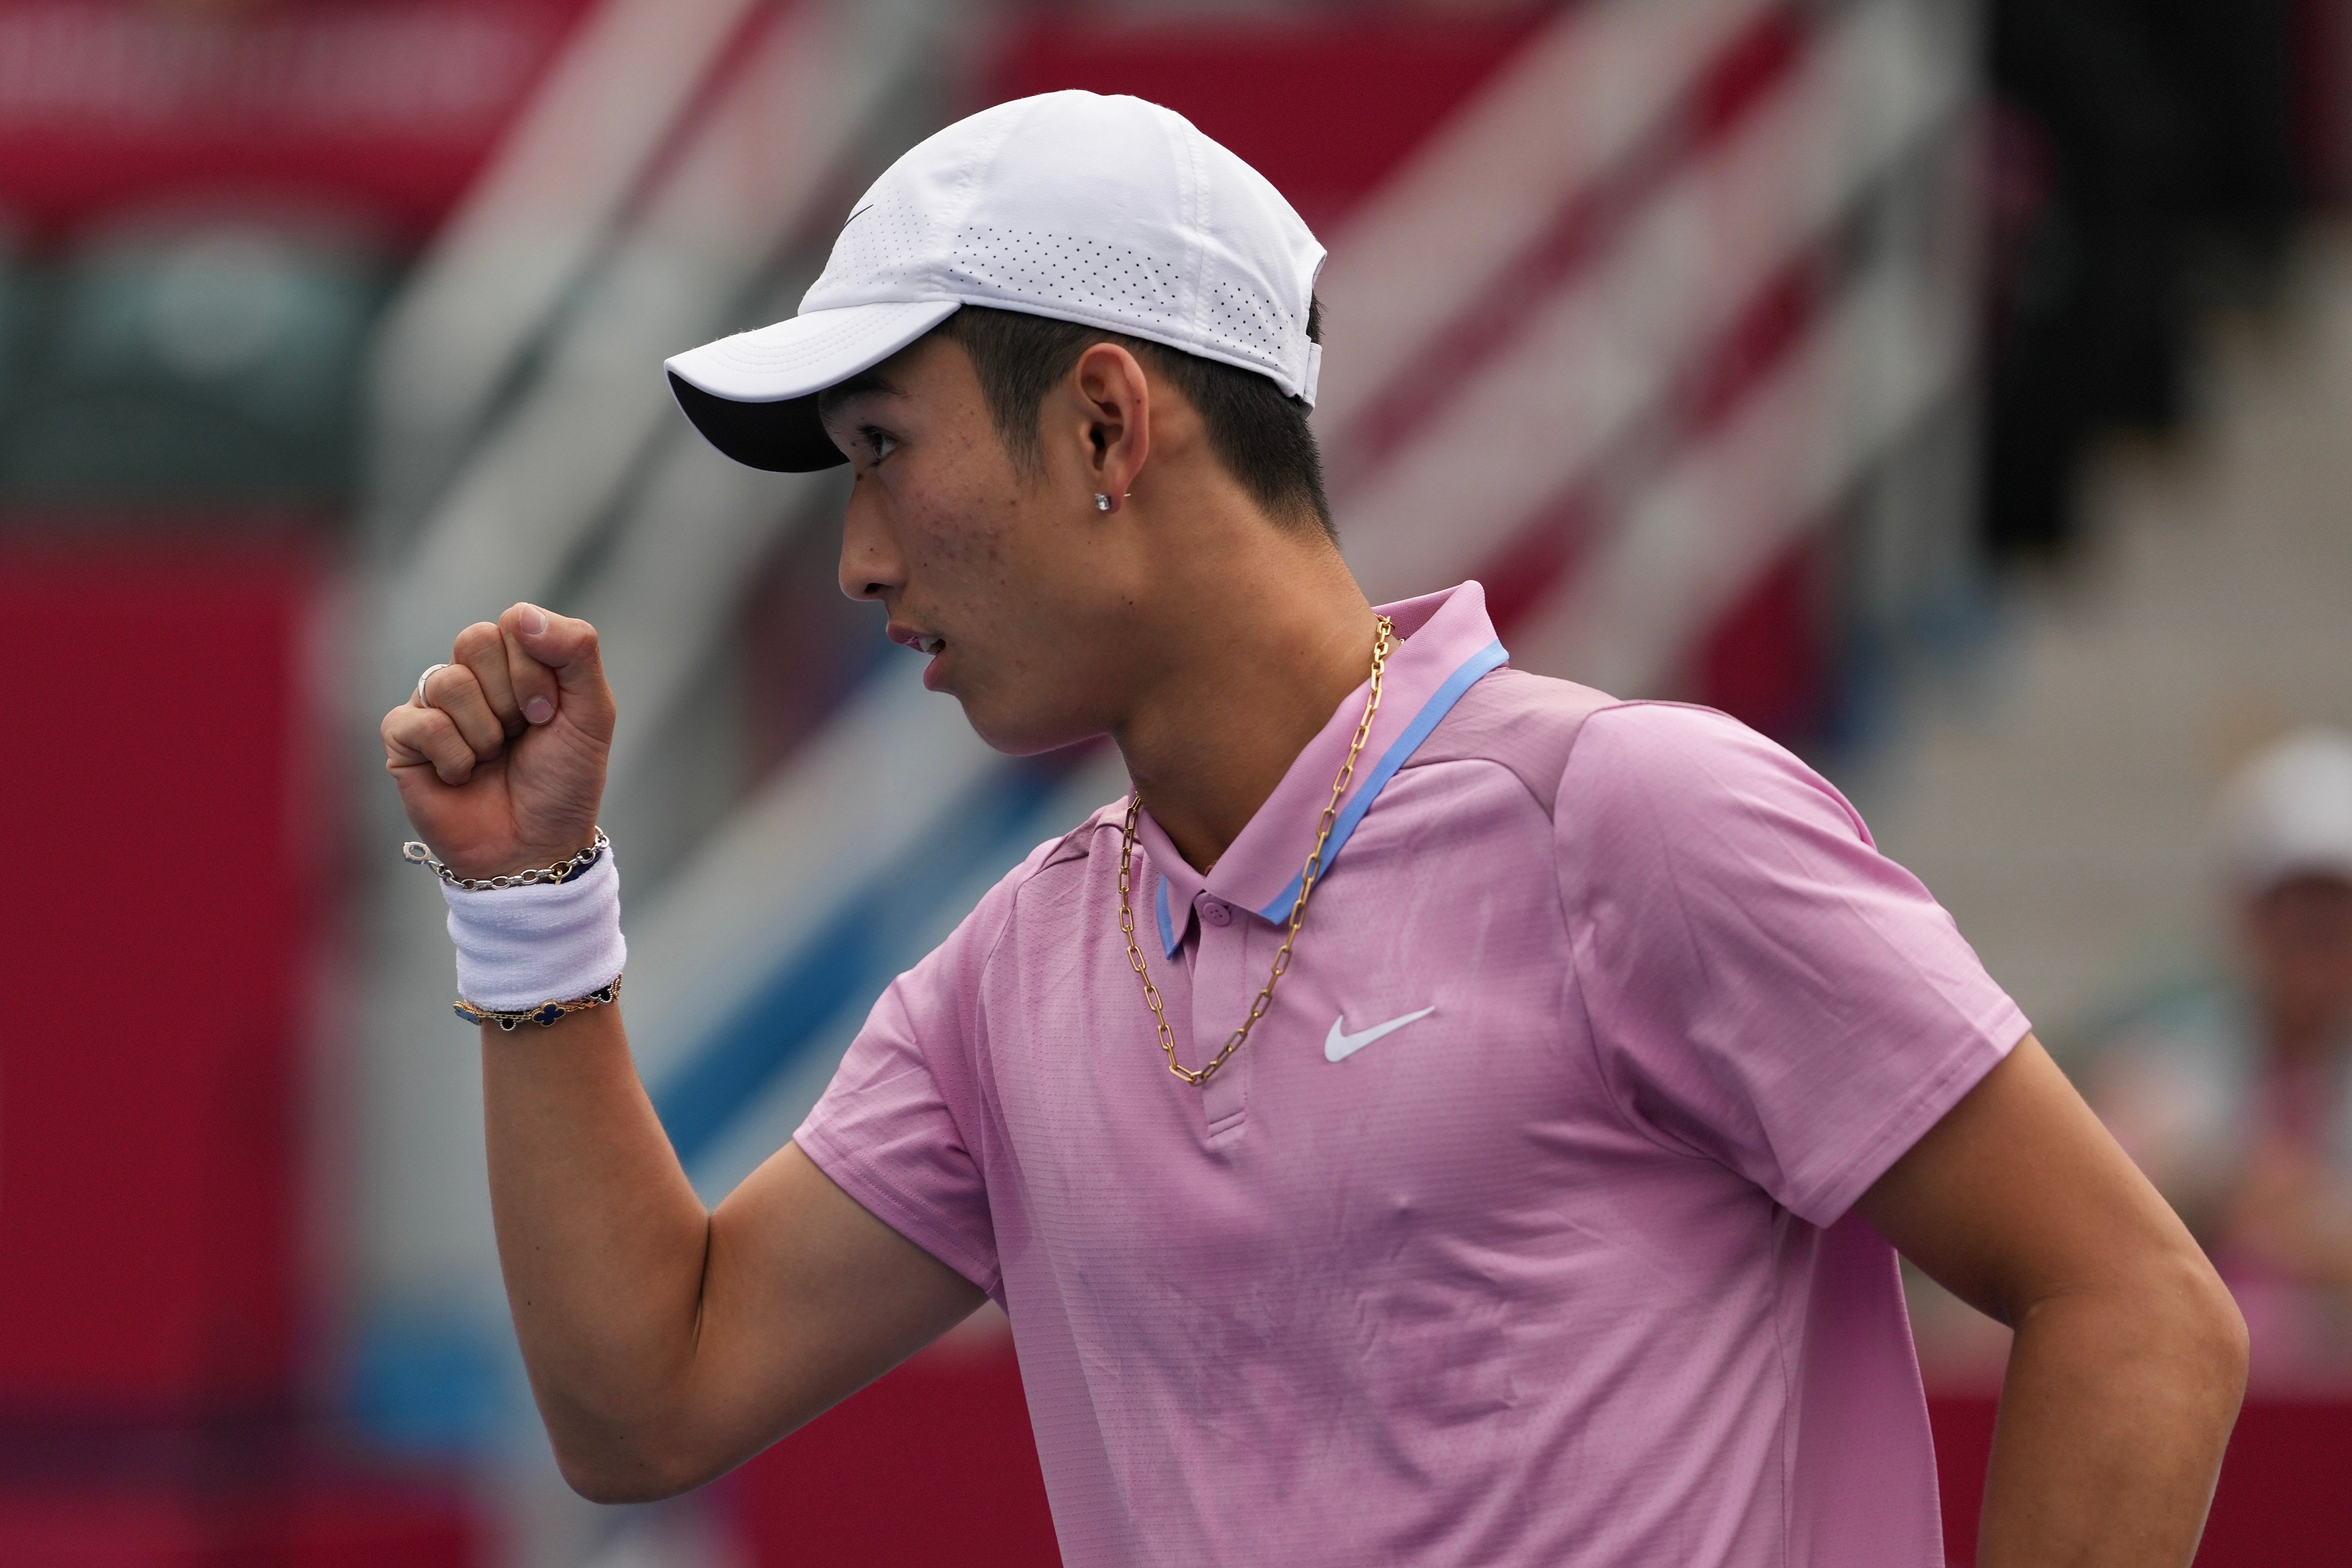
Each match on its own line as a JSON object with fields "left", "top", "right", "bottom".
{"left": 1855, "top": 1033, "right": 2205, "bottom": 1324}
{"left": 688, "top": 1141, "right": 987, "bottom": 1466}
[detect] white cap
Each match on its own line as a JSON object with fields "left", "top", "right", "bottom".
{"left": 665, "top": 90, "right": 1327, "bottom": 472}
{"left": 2217, "top": 727, "right": 2352, "bottom": 892}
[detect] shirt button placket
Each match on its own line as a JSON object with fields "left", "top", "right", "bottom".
{"left": 1194, "top": 897, "right": 1250, "bottom": 1146}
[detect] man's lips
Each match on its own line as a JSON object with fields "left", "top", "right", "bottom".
{"left": 888, "top": 621, "right": 955, "bottom": 689}
{"left": 887, "top": 623, "right": 947, "bottom": 656}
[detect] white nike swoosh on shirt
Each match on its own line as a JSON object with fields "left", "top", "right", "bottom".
{"left": 1324, "top": 1006, "right": 1437, "bottom": 1063}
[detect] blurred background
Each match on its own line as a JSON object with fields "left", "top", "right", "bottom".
{"left": 2, "top": 0, "right": 2349, "bottom": 1561}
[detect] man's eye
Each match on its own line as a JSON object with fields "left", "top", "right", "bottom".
{"left": 867, "top": 431, "right": 899, "bottom": 463}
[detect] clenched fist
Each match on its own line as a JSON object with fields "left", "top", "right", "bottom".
{"left": 383, "top": 603, "right": 615, "bottom": 881}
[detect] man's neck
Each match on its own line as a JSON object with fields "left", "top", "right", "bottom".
{"left": 1112, "top": 530, "right": 1377, "bottom": 874}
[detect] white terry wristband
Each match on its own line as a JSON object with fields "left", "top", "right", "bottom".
{"left": 442, "top": 849, "right": 627, "bottom": 1011}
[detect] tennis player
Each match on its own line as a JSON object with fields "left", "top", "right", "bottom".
{"left": 382, "top": 92, "right": 2244, "bottom": 1565}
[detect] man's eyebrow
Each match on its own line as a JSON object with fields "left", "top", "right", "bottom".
{"left": 818, "top": 366, "right": 901, "bottom": 418}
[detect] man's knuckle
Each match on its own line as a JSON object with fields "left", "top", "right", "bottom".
{"left": 439, "top": 669, "right": 485, "bottom": 709}
{"left": 445, "top": 670, "right": 485, "bottom": 705}
{"left": 454, "top": 622, "right": 502, "bottom": 659}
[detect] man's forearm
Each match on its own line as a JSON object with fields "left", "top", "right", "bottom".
{"left": 1977, "top": 1260, "right": 2246, "bottom": 1566}
{"left": 1858, "top": 1040, "right": 2250, "bottom": 1565}
{"left": 387, "top": 608, "right": 985, "bottom": 1503}
{"left": 480, "top": 1003, "right": 715, "bottom": 1493}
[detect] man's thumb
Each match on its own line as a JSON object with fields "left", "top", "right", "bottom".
{"left": 500, "top": 603, "right": 614, "bottom": 732}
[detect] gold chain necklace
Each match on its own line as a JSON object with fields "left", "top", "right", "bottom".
{"left": 1115, "top": 616, "right": 1395, "bottom": 1086}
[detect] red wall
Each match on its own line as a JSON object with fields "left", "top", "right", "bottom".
{"left": 0, "top": 534, "right": 326, "bottom": 1419}
{"left": 731, "top": 1341, "right": 1058, "bottom": 1568}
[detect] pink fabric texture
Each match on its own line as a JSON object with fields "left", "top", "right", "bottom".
{"left": 794, "top": 581, "right": 2027, "bottom": 1566}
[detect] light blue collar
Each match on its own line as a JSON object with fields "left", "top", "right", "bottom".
{"left": 1156, "top": 637, "right": 1507, "bottom": 957}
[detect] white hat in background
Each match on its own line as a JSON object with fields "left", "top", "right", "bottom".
{"left": 665, "top": 90, "right": 1327, "bottom": 472}
{"left": 2216, "top": 727, "right": 2352, "bottom": 892}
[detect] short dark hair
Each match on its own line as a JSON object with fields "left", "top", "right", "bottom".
{"left": 933, "top": 301, "right": 1333, "bottom": 539}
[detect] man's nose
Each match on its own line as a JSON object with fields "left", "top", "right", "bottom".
{"left": 837, "top": 488, "right": 902, "bottom": 603}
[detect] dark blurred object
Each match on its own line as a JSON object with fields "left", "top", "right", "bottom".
{"left": 0, "top": 222, "right": 387, "bottom": 505}
{"left": 2304, "top": 0, "right": 2352, "bottom": 200}
{"left": 1982, "top": 0, "right": 2304, "bottom": 557}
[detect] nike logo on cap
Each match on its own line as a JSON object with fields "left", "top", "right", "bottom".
{"left": 1325, "top": 1006, "right": 1436, "bottom": 1063}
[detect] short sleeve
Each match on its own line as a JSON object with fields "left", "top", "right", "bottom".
{"left": 1558, "top": 704, "right": 2030, "bottom": 1226}
{"left": 791, "top": 866, "right": 1028, "bottom": 1297}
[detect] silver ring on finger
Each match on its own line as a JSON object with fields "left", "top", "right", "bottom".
{"left": 414, "top": 662, "right": 452, "bottom": 706}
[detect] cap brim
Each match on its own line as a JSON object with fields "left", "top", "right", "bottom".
{"left": 664, "top": 299, "right": 961, "bottom": 472}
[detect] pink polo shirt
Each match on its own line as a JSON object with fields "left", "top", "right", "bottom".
{"left": 794, "top": 581, "right": 2027, "bottom": 1566}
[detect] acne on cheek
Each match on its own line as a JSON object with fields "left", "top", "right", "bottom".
{"left": 912, "top": 481, "right": 1025, "bottom": 578}
{"left": 910, "top": 508, "right": 1007, "bottom": 575}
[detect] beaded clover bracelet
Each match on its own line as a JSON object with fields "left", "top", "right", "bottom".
{"left": 455, "top": 974, "right": 624, "bottom": 1032}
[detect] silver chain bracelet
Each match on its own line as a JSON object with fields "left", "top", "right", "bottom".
{"left": 403, "top": 827, "right": 611, "bottom": 891}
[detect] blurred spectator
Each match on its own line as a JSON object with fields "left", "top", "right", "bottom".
{"left": 2075, "top": 729, "right": 2352, "bottom": 1374}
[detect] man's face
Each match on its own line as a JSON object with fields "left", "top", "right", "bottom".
{"left": 819, "top": 334, "right": 1154, "bottom": 754}
{"left": 2244, "top": 873, "right": 2352, "bottom": 1037}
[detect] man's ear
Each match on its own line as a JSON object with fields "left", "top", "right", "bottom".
{"left": 1069, "top": 342, "right": 1150, "bottom": 513}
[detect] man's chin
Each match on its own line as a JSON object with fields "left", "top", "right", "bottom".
{"left": 956, "top": 693, "right": 1103, "bottom": 759}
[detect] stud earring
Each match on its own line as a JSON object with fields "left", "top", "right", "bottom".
{"left": 1094, "top": 493, "right": 1112, "bottom": 512}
